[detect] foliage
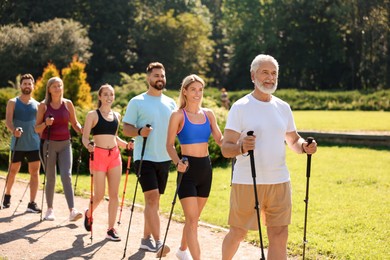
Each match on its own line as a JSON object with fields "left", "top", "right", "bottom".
{"left": 221, "top": 0, "right": 389, "bottom": 91}
{"left": 275, "top": 89, "right": 390, "bottom": 111}
{"left": 0, "top": 88, "right": 18, "bottom": 120}
{"left": 134, "top": 9, "right": 215, "bottom": 88}
{"left": 33, "top": 63, "right": 60, "bottom": 102}
{"left": 61, "top": 56, "right": 93, "bottom": 109}
{"left": 0, "top": 18, "right": 92, "bottom": 87}
{"left": 1, "top": 1, "right": 388, "bottom": 91}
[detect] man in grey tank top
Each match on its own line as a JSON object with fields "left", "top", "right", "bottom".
{"left": 2, "top": 74, "right": 41, "bottom": 213}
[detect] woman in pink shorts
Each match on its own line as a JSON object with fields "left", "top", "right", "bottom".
{"left": 82, "top": 84, "right": 133, "bottom": 241}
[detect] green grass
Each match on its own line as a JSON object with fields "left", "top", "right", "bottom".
{"left": 1, "top": 110, "right": 389, "bottom": 259}
{"left": 293, "top": 111, "right": 390, "bottom": 132}
{"left": 2, "top": 146, "right": 389, "bottom": 259}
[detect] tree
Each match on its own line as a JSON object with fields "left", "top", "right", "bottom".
{"left": 0, "top": 25, "right": 31, "bottom": 87}
{"left": 33, "top": 63, "right": 60, "bottom": 102}
{"left": 0, "top": 18, "right": 92, "bottom": 87}
{"left": 61, "top": 56, "right": 92, "bottom": 109}
{"left": 135, "top": 9, "right": 214, "bottom": 87}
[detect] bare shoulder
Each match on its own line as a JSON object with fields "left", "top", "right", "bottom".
{"left": 203, "top": 108, "right": 216, "bottom": 119}
{"left": 7, "top": 98, "right": 17, "bottom": 109}
{"left": 86, "top": 109, "right": 98, "bottom": 118}
{"left": 63, "top": 98, "right": 74, "bottom": 105}
{"left": 114, "top": 111, "right": 121, "bottom": 120}
{"left": 171, "top": 109, "right": 184, "bottom": 118}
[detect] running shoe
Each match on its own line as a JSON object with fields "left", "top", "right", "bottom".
{"left": 26, "top": 202, "right": 41, "bottom": 213}
{"left": 106, "top": 228, "right": 121, "bottom": 241}
{"left": 140, "top": 237, "right": 156, "bottom": 251}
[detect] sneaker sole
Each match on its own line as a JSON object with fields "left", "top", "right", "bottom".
{"left": 26, "top": 208, "right": 41, "bottom": 213}
{"left": 156, "top": 245, "right": 170, "bottom": 257}
{"left": 139, "top": 245, "right": 156, "bottom": 252}
{"left": 106, "top": 235, "right": 121, "bottom": 242}
{"left": 70, "top": 213, "right": 83, "bottom": 222}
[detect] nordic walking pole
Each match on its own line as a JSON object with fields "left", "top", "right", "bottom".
{"left": 302, "top": 137, "right": 314, "bottom": 259}
{"left": 123, "top": 124, "right": 151, "bottom": 259}
{"left": 1, "top": 127, "right": 22, "bottom": 210}
{"left": 89, "top": 141, "right": 95, "bottom": 243}
{"left": 73, "top": 136, "right": 84, "bottom": 193}
{"left": 40, "top": 115, "right": 53, "bottom": 221}
{"left": 247, "top": 130, "right": 265, "bottom": 260}
{"left": 13, "top": 181, "right": 29, "bottom": 215}
{"left": 157, "top": 157, "right": 189, "bottom": 259}
{"left": 118, "top": 138, "right": 135, "bottom": 225}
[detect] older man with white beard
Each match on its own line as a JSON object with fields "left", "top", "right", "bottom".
{"left": 221, "top": 54, "right": 317, "bottom": 260}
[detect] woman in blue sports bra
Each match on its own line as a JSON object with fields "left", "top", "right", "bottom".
{"left": 82, "top": 84, "right": 133, "bottom": 241}
{"left": 166, "top": 74, "right": 223, "bottom": 260}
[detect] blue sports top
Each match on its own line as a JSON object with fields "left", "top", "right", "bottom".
{"left": 11, "top": 97, "right": 40, "bottom": 151}
{"left": 92, "top": 109, "right": 118, "bottom": 135}
{"left": 177, "top": 109, "right": 211, "bottom": 145}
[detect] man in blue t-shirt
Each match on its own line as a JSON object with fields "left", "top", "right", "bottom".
{"left": 123, "top": 62, "right": 177, "bottom": 253}
{"left": 2, "top": 74, "right": 41, "bottom": 213}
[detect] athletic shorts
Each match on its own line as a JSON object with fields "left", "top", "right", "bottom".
{"left": 12, "top": 150, "right": 40, "bottom": 163}
{"left": 90, "top": 146, "right": 122, "bottom": 172}
{"left": 134, "top": 160, "right": 170, "bottom": 194}
{"left": 228, "top": 182, "right": 292, "bottom": 229}
{"left": 178, "top": 155, "right": 212, "bottom": 199}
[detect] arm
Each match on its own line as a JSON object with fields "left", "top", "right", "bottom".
{"left": 66, "top": 99, "right": 82, "bottom": 134}
{"left": 35, "top": 103, "right": 52, "bottom": 134}
{"left": 82, "top": 111, "right": 96, "bottom": 153}
{"left": 285, "top": 131, "right": 317, "bottom": 155}
{"left": 5, "top": 99, "right": 22, "bottom": 138}
{"left": 123, "top": 122, "right": 152, "bottom": 138}
{"left": 166, "top": 111, "right": 187, "bottom": 172}
{"left": 205, "top": 109, "right": 223, "bottom": 147}
{"left": 221, "top": 129, "right": 256, "bottom": 158}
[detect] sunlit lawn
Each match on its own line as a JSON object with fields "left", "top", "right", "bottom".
{"left": 2, "top": 145, "right": 389, "bottom": 259}
{"left": 293, "top": 110, "right": 390, "bottom": 132}
{"left": 1, "top": 110, "right": 389, "bottom": 259}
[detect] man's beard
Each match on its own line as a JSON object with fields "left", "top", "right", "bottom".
{"left": 254, "top": 79, "right": 277, "bottom": 94}
{"left": 21, "top": 88, "right": 32, "bottom": 95}
{"left": 151, "top": 80, "right": 165, "bottom": 91}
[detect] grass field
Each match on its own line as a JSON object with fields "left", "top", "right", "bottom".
{"left": 2, "top": 145, "right": 389, "bottom": 259}
{"left": 1, "top": 111, "right": 389, "bottom": 259}
{"left": 293, "top": 110, "right": 390, "bottom": 132}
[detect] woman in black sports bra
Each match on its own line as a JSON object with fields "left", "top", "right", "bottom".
{"left": 82, "top": 84, "right": 133, "bottom": 241}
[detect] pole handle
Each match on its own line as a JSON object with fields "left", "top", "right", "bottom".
{"left": 246, "top": 131, "right": 254, "bottom": 155}
{"left": 178, "top": 156, "right": 189, "bottom": 174}
{"left": 89, "top": 141, "right": 95, "bottom": 161}
{"left": 126, "top": 138, "right": 135, "bottom": 156}
{"left": 305, "top": 137, "right": 314, "bottom": 178}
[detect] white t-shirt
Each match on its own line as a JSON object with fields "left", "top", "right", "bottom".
{"left": 123, "top": 92, "right": 177, "bottom": 162}
{"left": 225, "top": 93, "right": 296, "bottom": 184}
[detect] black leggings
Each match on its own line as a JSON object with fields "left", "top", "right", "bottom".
{"left": 178, "top": 155, "right": 212, "bottom": 199}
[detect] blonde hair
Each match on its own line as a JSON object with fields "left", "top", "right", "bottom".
{"left": 178, "top": 74, "right": 205, "bottom": 109}
{"left": 44, "top": 77, "right": 63, "bottom": 105}
{"left": 97, "top": 84, "right": 114, "bottom": 108}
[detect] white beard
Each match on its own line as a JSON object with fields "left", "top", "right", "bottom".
{"left": 254, "top": 79, "right": 277, "bottom": 94}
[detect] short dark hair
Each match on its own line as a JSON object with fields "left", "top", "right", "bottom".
{"left": 20, "top": 74, "right": 35, "bottom": 84}
{"left": 146, "top": 62, "right": 165, "bottom": 74}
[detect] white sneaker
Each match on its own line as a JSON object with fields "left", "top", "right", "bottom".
{"left": 69, "top": 209, "right": 82, "bottom": 221}
{"left": 44, "top": 208, "right": 55, "bottom": 221}
{"left": 176, "top": 248, "right": 192, "bottom": 260}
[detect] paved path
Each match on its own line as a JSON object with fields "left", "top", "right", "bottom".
{"left": 0, "top": 178, "right": 265, "bottom": 260}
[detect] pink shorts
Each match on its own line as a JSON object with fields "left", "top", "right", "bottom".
{"left": 90, "top": 146, "right": 122, "bottom": 172}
